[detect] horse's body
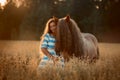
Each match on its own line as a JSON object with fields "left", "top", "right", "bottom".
{"left": 55, "top": 16, "right": 99, "bottom": 62}
{"left": 82, "top": 33, "right": 99, "bottom": 60}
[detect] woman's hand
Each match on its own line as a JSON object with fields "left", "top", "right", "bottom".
{"left": 51, "top": 56, "right": 59, "bottom": 64}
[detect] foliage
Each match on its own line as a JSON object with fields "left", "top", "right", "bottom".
{"left": 0, "top": 0, "right": 119, "bottom": 40}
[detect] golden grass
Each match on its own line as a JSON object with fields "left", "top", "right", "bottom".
{"left": 0, "top": 41, "right": 120, "bottom": 80}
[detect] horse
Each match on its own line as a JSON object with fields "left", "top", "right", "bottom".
{"left": 55, "top": 15, "right": 99, "bottom": 62}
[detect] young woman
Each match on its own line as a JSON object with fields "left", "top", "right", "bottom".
{"left": 38, "top": 17, "right": 64, "bottom": 68}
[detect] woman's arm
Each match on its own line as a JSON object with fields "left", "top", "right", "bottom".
{"left": 40, "top": 34, "right": 59, "bottom": 62}
{"left": 41, "top": 48, "right": 53, "bottom": 59}
{"left": 41, "top": 48, "right": 58, "bottom": 61}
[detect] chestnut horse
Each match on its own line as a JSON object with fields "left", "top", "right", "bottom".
{"left": 55, "top": 16, "right": 99, "bottom": 62}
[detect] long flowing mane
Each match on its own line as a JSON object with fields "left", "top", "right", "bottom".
{"left": 55, "top": 16, "right": 84, "bottom": 60}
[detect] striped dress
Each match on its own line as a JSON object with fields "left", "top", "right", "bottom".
{"left": 38, "top": 33, "right": 64, "bottom": 68}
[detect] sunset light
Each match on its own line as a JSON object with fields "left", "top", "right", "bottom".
{"left": 0, "top": 0, "right": 28, "bottom": 9}
{"left": 13, "top": 0, "right": 25, "bottom": 8}
{"left": 0, "top": 0, "right": 7, "bottom": 9}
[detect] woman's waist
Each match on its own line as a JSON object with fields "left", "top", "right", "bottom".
{"left": 47, "top": 47, "right": 55, "bottom": 50}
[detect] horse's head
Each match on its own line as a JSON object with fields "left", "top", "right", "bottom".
{"left": 55, "top": 15, "right": 83, "bottom": 60}
{"left": 58, "top": 15, "right": 77, "bottom": 30}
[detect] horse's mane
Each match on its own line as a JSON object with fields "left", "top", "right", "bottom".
{"left": 55, "top": 16, "right": 84, "bottom": 59}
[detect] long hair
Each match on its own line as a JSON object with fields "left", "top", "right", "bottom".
{"left": 39, "top": 17, "right": 58, "bottom": 58}
{"left": 40, "top": 17, "right": 58, "bottom": 40}
{"left": 55, "top": 16, "right": 84, "bottom": 59}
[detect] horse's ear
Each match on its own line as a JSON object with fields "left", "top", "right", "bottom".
{"left": 65, "top": 15, "right": 70, "bottom": 22}
{"left": 53, "top": 16, "right": 58, "bottom": 22}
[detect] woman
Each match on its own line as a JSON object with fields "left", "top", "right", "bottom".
{"left": 38, "top": 17, "right": 64, "bottom": 68}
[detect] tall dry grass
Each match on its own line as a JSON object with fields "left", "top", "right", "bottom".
{"left": 0, "top": 41, "right": 120, "bottom": 80}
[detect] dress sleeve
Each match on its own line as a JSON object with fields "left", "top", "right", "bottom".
{"left": 41, "top": 34, "right": 49, "bottom": 48}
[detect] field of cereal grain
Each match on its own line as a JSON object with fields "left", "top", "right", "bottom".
{"left": 0, "top": 41, "right": 120, "bottom": 80}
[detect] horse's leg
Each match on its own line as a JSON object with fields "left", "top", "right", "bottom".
{"left": 96, "top": 47, "right": 99, "bottom": 59}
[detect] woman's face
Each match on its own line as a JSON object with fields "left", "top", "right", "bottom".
{"left": 49, "top": 22, "right": 57, "bottom": 33}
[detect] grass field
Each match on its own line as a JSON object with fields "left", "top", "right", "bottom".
{"left": 0, "top": 41, "right": 120, "bottom": 80}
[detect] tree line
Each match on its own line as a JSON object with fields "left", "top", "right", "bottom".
{"left": 0, "top": 0, "right": 119, "bottom": 41}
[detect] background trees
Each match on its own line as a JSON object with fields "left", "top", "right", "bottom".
{"left": 0, "top": 0, "right": 120, "bottom": 42}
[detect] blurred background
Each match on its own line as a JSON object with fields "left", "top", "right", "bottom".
{"left": 0, "top": 0, "right": 120, "bottom": 42}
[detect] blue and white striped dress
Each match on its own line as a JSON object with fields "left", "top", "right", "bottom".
{"left": 38, "top": 33, "right": 64, "bottom": 68}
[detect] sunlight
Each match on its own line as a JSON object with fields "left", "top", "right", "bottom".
{"left": 13, "top": 0, "right": 24, "bottom": 8}
{"left": 95, "top": 5, "right": 99, "bottom": 9}
{"left": 0, "top": 0, "right": 7, "bottom": 9}
{"left": 0, "top": 0, "right": 27, "bottom": 9}
{"left": 0, "top": 0, "right": 7, "bottom": 6}
{"left": 54, "top": 1, "right": 58, "bottom": 4}
{"left": 12, "top": 0, "right": 29, "bottom": 8}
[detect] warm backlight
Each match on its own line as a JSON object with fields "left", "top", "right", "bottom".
{"left": 0, "top": 0, "right": 7, "bottom": 6}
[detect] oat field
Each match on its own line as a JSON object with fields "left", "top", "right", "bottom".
{"left": 0, "top": 41, "right": 120, "bottom": 80}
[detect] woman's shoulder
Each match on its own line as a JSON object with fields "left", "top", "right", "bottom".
{"left": 44, "top": 33, "right": 51, "bottom": 38}
{"left": 45, "top": 33, "right": 50, "bottom": 37}
{"left": 44, "top": 33, "right": 55, "bottom": 39}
